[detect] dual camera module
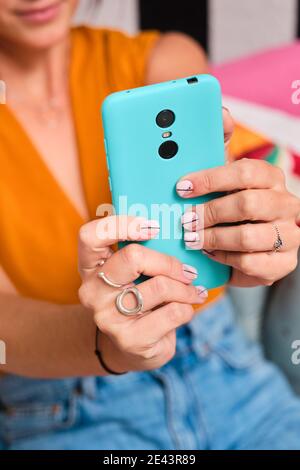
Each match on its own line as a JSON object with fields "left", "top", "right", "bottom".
{"left": 156, "top": 109, "right": 178, "bottom": 159}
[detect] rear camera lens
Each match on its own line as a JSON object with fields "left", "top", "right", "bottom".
{"left": 156, "top": 110, "right": 175, "bottom": 128}
{"left": 158, "top": 140, "right": 178, "bottom": 159}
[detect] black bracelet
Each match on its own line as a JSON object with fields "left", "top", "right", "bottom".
{"left": 94, "top": 327, "right": 127, "bottom": 376}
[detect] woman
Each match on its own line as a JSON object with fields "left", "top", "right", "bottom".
{"left": 0, "top": 0, "right": 300, "bottom": 450}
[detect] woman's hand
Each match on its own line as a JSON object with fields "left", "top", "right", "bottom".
{"left": 78, "top": 216, "right": 207, "bottom": 373}
{"left": 177, "top": 109, "right": 300, "bottom": 287}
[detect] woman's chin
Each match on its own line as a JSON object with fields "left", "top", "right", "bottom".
{"left": 1, "top": 1, "right": 76, "bottom": 51}
{"left": 18, "top": 25, "right": 71, "bottom": 50}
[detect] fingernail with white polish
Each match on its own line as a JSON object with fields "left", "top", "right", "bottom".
{"left": 182, "top": 264, "right": 198, "bottom": 280}
{"left": 140, "top": 219, "right": 160, "bottom": 236}
{"left": 181, "top": 211, "right": 198, "bottom": 230}
{"left": 195, "top": 286, "right": 208, "bottom": 299}
{"left": 184, "top": 232, "right": 199, "bottom": 243}
{"left": 176, "top": 180, "right": 193, "bottom": 197}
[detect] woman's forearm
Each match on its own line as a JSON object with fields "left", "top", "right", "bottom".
{"left": 0, "top": 293, "right": 106, "bottom": 378}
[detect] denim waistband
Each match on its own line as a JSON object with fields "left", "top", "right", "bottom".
{"left": 0, "top": 295, "right": 234, "bottom": 408}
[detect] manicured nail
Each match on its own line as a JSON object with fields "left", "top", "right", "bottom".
{"left": 184, "top": 232, "right": 199, "bottom": 243}
{"left": 202, "top": 249, "right": 216, "bottom": 257}
{"left": 185, "top": 232, "right": 201, "bottom": 250}
{"left": 140, "top": 219, "right": 160, "bottom": 237}
{"left": 195, "top": 286, "right": 208, "bottom": 299}
{"left": 181, "top": 211, "right": 198, "bottom": 230}
{"left": 140, "top": 219, "right": 160, "bottom": 230}
{"left": 182, "top": 264, "right": 198, "bottom": 280}
{"left": 176, "top": 180, "right": 193, "bottom": 197}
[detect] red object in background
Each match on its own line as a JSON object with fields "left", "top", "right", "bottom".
{"left": 237, "top": 143, "right": 275, "bottom": 161}
{"left": 292, "top": 152, "right": 300, "bottom": 177}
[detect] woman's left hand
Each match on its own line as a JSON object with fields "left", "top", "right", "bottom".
{"left": 177, "top": 116, "right": 300, "bottom": 287}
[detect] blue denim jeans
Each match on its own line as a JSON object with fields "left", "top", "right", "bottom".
{"left": 1, "top": 295, "right": 300, "bottom": 450}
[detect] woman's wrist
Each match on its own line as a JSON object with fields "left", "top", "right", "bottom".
{"left": 95, "top": 329, "right": 129, "bottom": 375}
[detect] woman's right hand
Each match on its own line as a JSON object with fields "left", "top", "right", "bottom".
{"left": 78, "top": 216, "right": 208, "bottom": 373}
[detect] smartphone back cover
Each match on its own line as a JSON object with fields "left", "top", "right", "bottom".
{"left": 102, "top": 74, "right": 230, "bottom": 289}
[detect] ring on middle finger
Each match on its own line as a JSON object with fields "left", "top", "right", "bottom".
{"left": 98, "top": 270, "right": 144, "bottom": 316}
{"left": 115, "top": 287, "right": 144, "bottom": 317}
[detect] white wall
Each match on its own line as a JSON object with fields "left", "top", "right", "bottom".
{"left": 74, "top": 0, "right": 138, "bottom": 34}
{"left": 210, "top": 0, "right": 298, "bottom": 63}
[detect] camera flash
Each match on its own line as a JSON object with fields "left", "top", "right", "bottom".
{"left": 162, "top": 131, "right": 172, "bottom": 138}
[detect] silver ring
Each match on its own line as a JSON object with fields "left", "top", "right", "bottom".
{"left": 116, "top": 287, "right": 144, "bottom": 316}
{"left": 97, "top": 271, "right": 124, "bottom": 288}
{"left": 273, "top": 225, "right": 283, "bottom": 252}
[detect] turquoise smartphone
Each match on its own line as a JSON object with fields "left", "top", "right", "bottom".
{"left": 101, "top": 74, "right": 231, "bottom": 289}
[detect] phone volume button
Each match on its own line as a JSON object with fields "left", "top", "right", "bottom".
{"left": 104, "top": 139, "right": 110, "bottom": 172}
{"left": 108, "top": 175, "right": 113, "bottom": 192}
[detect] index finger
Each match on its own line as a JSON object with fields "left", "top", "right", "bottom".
{"left": 98, "top": 243, "right": 199, "bottom": 287}
{"left": 79, "top": 216, "right": 160, "bottom": 270}
{"left": 176, "top": 158, "right": 285, "bottom": 198}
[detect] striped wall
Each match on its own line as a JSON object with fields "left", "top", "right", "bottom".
{"left": 75, "top": 0, "right": 300, "bottom": 64}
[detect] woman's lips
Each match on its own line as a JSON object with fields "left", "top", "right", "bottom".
{"left": 15, "top": 2, "right": 62, "bottom": 24}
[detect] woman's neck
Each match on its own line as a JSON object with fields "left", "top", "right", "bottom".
{"left": 0, "top": 36, "right": 71, "bottom": 102}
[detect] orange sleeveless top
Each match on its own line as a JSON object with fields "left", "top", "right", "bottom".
{"left": 0, "top": 27, "right": 224, "bottom": 306}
